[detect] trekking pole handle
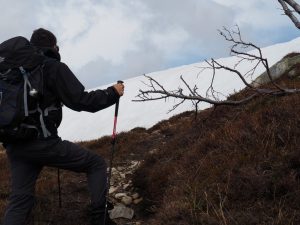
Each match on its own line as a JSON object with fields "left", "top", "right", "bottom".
{"left": 114, "top": 80, "right": 123, "bottom": 116}
{"left": 112, "top": 80, "right": 123, "bottom": 139}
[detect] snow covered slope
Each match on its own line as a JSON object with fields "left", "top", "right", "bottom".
{"left": 58, "top": 37, "right": 300, "bottom": 141}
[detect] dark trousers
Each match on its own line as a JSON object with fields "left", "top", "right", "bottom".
{"left": 3, "top": 138, "right": 107, "bottom": 225}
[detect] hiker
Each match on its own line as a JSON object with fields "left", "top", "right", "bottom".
{"left": 2, "top": 28, "right": 124, "bottom": 225}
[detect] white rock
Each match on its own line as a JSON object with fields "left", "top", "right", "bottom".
{"left": 123, "top": 183, "right": 131, "bottom": 190}
{"left": 115, "top": 193, "right": 127, "bottom": 199}
{"left": 122, "top": 196, "right": 133, "bottom": 205}
{"left": 133, "top": 198, "right": 143, "bottom": 204}
{"left": 130, "top": 161, "right": 140, "bottom": 168}
{"left": 111, "top": 167, "right": 118, "bottom": 174}
{"left": 109, "top": 205, "right": 134, "bottom": 219}
{"left": 253, "top": 55, "right": 300, "bottom": 87}
{"left": 109, "top": 186, "right": 118, "bottom": 194}
{"left": 117, "top": 166, "right": 124, "bottom": 171}
{"left": 132, "top": 193, "right": 139, "bottom": 199}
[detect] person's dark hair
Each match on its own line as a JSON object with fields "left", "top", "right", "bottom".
{"left": 30, "top": 28, "right": 57, "bottom": 48}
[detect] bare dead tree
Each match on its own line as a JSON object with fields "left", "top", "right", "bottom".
{"left": 133, "top": 26, "right": 300, "bottom": 112}
{"left": 278, "top": 0, "right": 300, "bottom": 29}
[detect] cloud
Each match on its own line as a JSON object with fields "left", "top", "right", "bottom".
{"left": 1, "top": 0, "right": 299, "bottom": 88}
{"left": 39, "top": 0, "right": 239, "bottom": 87}
{"left": 213, "top": 0, "right": 294, "bottom": 37}
{"left": 0, "top": 0, "right": 42, "bottom": 40}
{"left": 77, "top": 41, "right": 166, "bottom": 86}
{"left": 76, "top": 57, "right": 116, "bottom": 88}
{"left": 38, "top": 0, "right": 141, "bottom": 69}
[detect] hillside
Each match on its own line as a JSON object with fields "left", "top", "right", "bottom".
{"left": 130, "top": 55, "right": 300, "bottom": 225}
{"left": 1, "top": 53, "right": 300, "bottom": 225}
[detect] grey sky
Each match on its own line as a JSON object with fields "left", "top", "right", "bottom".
{"left": 1, "top": 0, "right": 299, "bottom": 88}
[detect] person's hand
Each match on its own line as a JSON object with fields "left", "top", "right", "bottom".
{"left": 113, "top": 82, "right": 125, "bottom": 96}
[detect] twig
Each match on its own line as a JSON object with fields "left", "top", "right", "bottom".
{"left": 133, "top": 25, "right": 300, "bottom": 113}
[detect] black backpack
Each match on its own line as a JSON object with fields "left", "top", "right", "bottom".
{"left": 0, "top": 36, "right": 54, "bottom": 143}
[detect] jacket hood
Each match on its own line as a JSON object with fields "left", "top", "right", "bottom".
{"left": 39, "top": 47, "right": 61, "bottom": 61}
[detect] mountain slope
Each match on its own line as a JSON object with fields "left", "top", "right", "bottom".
{"left": 58, "top": 37, "right": 300, "bottom": 141}
{"left": 130, "top": 57, "right": 300, "bottom": 224}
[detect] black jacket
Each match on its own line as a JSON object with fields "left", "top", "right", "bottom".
{"left": 38, "top": 49, "right": 120, "bottom": 139}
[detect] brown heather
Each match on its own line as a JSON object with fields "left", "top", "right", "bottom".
{"left": 1, "top": 53, "right": 300, "bottom": 224}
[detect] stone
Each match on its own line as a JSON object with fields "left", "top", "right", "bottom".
{"left": 133, "top": 197, "right": 143, "bottom": 204}
{"left": 130, "top": 161, "right": 140, "bottom": 168}
{"left": 151, "top": 130, "right": 161, "bottom": 135}
{"left": 123, "top": 183, "right": 131, "bottom": 190}
{"left": 115, "top": 193, "right": 127, "bottom": 199}
{"left": 117, "top": 166, "right": 124, "bottom": 171}
{"left": 109, "top": 180, "right": 115, "bottom": 186}
{"left": 109, "top": 205, "right": 134, "bottom": 219}
{"left": 132, "top": 193, "right": 139, "bottom": 199}
{"left": 111, "top": 167, "right": 118, "bottom": 174}
{"left": 122, "top": 196, "right": 133, "bottom": 205}
{"left": 110, "top": 178, "right": 116, "bottom": 186}
{"left": 109, "top": 186, "right": 118, "bottom": 194}
{"left": 288, "top": 68, "right": 298, "bottom": 78}
{"left": 252, "top": 54, "right": 300, "bottom": 87}
{"left": 149, "top": 149, "right": 159, "bottom": 155}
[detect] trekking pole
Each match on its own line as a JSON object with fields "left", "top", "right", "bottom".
{"left": 104, "top": 80, "right": 123, "bottom": 223}
{"left": 58, "top": 168, "right": 62, "bottom": 208}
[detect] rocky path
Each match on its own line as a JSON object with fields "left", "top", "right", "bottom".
{"left": 107, "top": 160, "right": 144, "bottom": 225}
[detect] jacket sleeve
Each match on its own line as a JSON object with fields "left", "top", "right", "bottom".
{"left": 52, "top": 62, "right": 120, "bottom": 112}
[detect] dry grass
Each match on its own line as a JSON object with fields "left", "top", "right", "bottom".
{"left": 0, "top": 152, "right": 9, "bottom": 220}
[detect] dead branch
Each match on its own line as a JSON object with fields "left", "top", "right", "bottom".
{"left": 133, "top": 74, "right": 261, "bottom": 106}
{"left": 219, "top": 26, "right": 285, "bottom": 91}
{"left": 133, "top": 26, "right": 300, "bottom": 112}
{"left": 278, "top": 0, "right": 300, "bottom": 29}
